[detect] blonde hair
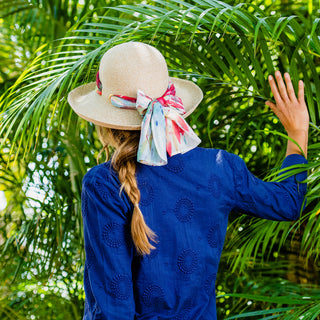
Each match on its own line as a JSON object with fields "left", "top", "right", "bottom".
{"left": 96, "top": 125, "right": 158, "bottom": 255}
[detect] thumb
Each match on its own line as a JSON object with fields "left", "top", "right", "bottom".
{"left": 266, "top": 100, "right": 276, "bottom": 110}
{"left": 266, "top": 100, "right": 280, "bottom": 118}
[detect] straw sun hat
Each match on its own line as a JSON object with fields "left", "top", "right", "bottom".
{"left": 67, "top": 42, "right": 203, "bottom": 130}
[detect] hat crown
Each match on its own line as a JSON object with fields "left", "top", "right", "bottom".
{"left": 99, "top": 42, "right": 169, "bottom": 99}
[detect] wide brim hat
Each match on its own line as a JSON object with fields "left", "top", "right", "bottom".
{"left": 68, "top": 42, "right": 203, "bottom": 130}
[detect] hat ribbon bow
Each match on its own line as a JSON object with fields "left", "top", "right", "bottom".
{"left": 109, "top": 81, "right": 201, "bottom": 166}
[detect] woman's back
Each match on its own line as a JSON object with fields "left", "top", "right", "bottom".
{"left": 81, "top": 147, "right": 307, "bottom": 320}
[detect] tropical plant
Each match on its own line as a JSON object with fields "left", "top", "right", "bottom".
{"left": 0, "top": 0, "right": 319, "bottom": 319}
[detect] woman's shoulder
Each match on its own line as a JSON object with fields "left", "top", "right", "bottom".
{"left": 170, "top": 147, "right": 243, "bottom": 179}
{"left": 82, "top": 161, "right": 133, "bottom": 210}
{"left": 82, "top": 161, "right": 119, "bottom": 190}
{"left": 187, "top": 146, "right": 240, "bottom": 164}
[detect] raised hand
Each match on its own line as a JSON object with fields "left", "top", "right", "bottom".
{"left": 266, "top": 71, "right": 309, "bottom": 157}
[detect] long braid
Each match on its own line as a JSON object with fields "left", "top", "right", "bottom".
{"left": 96, "top": 125, "right": 158, "bottom": 255}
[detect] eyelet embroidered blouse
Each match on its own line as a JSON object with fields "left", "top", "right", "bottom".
{"left": 81, "top": 147, "right": 308, "bottom": 320}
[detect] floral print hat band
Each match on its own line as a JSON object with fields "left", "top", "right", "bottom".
{"left": 67, "top": 42, "right": 204, "bottom": 166}
{"left": 97, "top": 72, "right": 201, "bottom": 166}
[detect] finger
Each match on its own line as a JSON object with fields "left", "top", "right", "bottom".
{"left": 275, "top": 71, "right": 289, "bottom": 101}
{"left": 266, "top": 100, "right": 280, "bottom": 117}
{"left": 266, "top": 100, "right": 286, "bottom": 126}
{"left": 298, "top": 80, "right": 305, "bottom": 104}
{"left": 284, "top": 73, "right": 297, "bottom": 102}
{"left": 268, "top": 75, "right": 283, "bottom": 105}
{"left": 265, "top": 100, "right": 276, "bottom": 110}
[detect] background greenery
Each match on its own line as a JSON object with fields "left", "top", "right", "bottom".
{"left": 0, "top": 0, "right": 319, "bottom": 319}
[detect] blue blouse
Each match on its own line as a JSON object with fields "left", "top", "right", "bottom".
{"left": 81, "top": 147, "right": 308, "bottom": 320}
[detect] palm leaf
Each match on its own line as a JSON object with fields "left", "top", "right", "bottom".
{"left": 1, "top": 0, "right": 320, "bottom": 318}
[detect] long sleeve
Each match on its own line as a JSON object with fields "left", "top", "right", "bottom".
{"left": 81, "top": 165, "right": 135, "bottom": 319}
{"left": 231, "top": 153, "right": 308, "bottom": 221}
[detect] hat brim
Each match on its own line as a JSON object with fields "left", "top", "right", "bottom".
{"left": 67, "top": 77, "right": 203, "bottom": 130}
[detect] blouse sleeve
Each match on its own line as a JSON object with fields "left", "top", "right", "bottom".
{"left": 81, "top": 166, "right": 135, "bottom": 319}
{"left": 231, "top": 153, "right": 308, "bottom": 221}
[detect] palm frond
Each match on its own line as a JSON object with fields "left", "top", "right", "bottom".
{"left": 0, "top": 0, "right": 320, "bottom": 318}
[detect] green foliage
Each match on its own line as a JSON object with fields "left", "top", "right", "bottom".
{"left": 0, "top": 0, "right": 319, "bottom": 319}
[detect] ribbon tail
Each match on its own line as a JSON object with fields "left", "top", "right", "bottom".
{"left": 137, "top": 101, "right": 167, "bottom": 166}
{"left": 151, "top": 102, "right": 167, "bottom": 164}
{"left": 165, "top": 109, "right": 201, "bottom": 157}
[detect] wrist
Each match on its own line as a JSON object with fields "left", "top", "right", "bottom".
{"left": 285, "top": 130, "right": 308, "bottom": 158}
{"left": 286, "top": 129, "right": 309, "bottom": 137}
